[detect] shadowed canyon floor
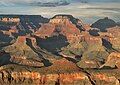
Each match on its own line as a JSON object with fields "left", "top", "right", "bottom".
{"left": 0, "top": 15, "right": 120, "bottom": 85}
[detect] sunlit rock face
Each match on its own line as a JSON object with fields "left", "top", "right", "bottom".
{"left": 107, "top": 27, "right": 120, "bottom": 51}
{"left": 0, "top": 17, "right": 20, "bottom": 23}
{"left": 100, "top": 52, "right": 120, "bottom": 69}
{"left": 0, "top": 68, "right": 120, "bottom": 85}
{"left": 92, "top": 73, "right": 120, "bottom": 85}
{"left": 35, "top": 15, "right": 83, "bottom": 43}
{"left": 0, "top": 71, "right": 92, "bottom": 85}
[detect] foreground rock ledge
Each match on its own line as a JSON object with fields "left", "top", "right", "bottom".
{"left": 0, "top": 69, "right": 120, "bottom": 85}
{"left": 0, "top": 71, "right": 92, "bottom": 85}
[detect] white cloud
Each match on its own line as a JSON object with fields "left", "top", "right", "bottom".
{"left": 0, "top": 0, "right": 66, "bottom": 3}
{"left": 1, "top": 0, "right": 120, "bottom": 3}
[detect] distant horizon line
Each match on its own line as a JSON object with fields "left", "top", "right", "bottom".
{"left": 0, "top": 14, "right": 113, "bottom": 19}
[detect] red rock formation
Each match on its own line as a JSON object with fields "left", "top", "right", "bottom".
{"left": 93, "top": 73, "right": 119, "bottom": 85}
{"left": 100, "top": 52, "right": 120, "bottom": 68}
{"left": 59, "top": 72, "right": 91, "bottom": 85}
{"left": 35, "top": 15, "right": 82, "bottom": 43}
{"left": 1, "top": 71, "right": 91, "bottom": 85}
{"left": 46, "top": 58, "right": 80, "bottom": 74}
{"left": 80, "top": 31, "right": 102, "bottom": 45}
{"left": 16, "top": 36, "right": 27, "bottom": 43}
{"left": 35, "top": 24, "right": 56, "bottom": 38}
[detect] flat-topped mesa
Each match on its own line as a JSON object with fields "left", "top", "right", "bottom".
{"left": 49, "top": 14, "right": 83, "bottom": 26}
{"left": 50, "top": 15, "right": 73, "bottom": 24}
{"left": 49, "top": 14, "right": 84, "bottom": 31}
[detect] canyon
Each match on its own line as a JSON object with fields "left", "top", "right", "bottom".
{"left": 0, "top": 15, "right": 120, "bottom": 85}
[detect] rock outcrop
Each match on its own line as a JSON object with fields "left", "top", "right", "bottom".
{"left": 100, "top": 52, "right": 120, "bottom": 68}
{"left": 0, "top": 68, "right": 120, "bottom": 85}
{"left": 91, "top": 71, "right": 120, "bottom": 85}
{"left": 3, "top": 36, "right": 44, "bottom": 67}
{"left": 0, "top": 70, "right": 92, "bottom": 85}
{"left": 35, "top": 15, "right": 83, "bottom": 43}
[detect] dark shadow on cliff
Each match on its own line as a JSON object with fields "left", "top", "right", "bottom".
{"left": 89, "top": 29, "right": 100, "bottom": 36}
{"left": 0, "top": 51, "right": 12, "bottom": 66}
{"left": 0, "top": 31, "right": 13, "bottom": 43}
{"left": 26, "top": 38, "right": 52, "bottom": 67}
{"left": 102, "top": 38, "right": 112, "bottom": 50}
{"left": 20, "top": 15, "right": 49, "bottom": 32}
{"left": 35, "top": 34, "right": 69, "bottom": 55}
{"left": 91, "top": 17, "right": 117, "bottom": 32}
{"left": 102, "top": 38, "right": 119, "bottom": 53}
